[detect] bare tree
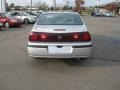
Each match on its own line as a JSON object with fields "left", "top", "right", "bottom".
{"left": 34, "top": 1, "right": 48, "bottom": 10}
{"left": 74, "top": 0, "right": 84, "bottom": 12}
{"left": 10, "top": 3, "right": 15, "bottom": 8}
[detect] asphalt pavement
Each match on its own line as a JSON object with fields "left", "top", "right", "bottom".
{"left": 0, "top": 16, "right": 120, "bottom": 90}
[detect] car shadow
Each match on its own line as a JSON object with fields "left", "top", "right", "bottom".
{"left": 0, "top": 28, "right": 4, "bottom": 31}
{"left": 30, "top": 57, "right": 120, "bottom": 68}
{"left": 63, "top": 35, "right": 120, "bottom": 66}
{"left": 31, "top": 34, "right": 120, "bottom": 67}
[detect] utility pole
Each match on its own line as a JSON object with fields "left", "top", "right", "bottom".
{"left": 98, "top": 0, "right": 100, "bottom": 12}
{"left": 31, "top": 0, "right": 32, "bottom": 11}
{"left": 0, "top": 0, "right": 6, "bottom": 13}
{"left": 99, "top": 0, "right": 100, "bottom": 7}
{"left": 66, "top": 0, "right": 69, "bottom": 10}
{"left": 1, "top": 0, "right": 3, "bottom": 13}
{"left": 53, "top": 0, "right": 56, "bottom": 10}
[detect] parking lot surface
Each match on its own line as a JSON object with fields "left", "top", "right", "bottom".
{"left": 0, "top": 16, "right": 120, "bottom": 90}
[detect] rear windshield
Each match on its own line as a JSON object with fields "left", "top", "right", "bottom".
{"left": 37, "top": 13, "right": 83, "bottom": 25}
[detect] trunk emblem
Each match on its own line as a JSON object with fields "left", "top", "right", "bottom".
{"left": 58, "top": 35, "right": 62, "bottom": 40}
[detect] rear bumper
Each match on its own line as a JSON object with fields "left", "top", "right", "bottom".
{"left": 28, "top": 43, "right": 92, "bottom": 58}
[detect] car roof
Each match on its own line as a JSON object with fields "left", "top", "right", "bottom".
{"left": 42, "top": 11, "right": 79, "bottom": 15}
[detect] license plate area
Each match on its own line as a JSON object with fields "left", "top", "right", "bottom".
{"left": 48, "top": 46, "right": 73, "bottom": 54}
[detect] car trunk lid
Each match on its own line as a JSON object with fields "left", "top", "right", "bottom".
{"left": 33, "top": 25, "right": 86, "bottom": 33}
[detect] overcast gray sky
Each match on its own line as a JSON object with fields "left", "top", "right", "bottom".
{"left": 6, "top": 0, "right": 116, "bottom": 7}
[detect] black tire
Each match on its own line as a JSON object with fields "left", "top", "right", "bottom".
{"left": 24, "top": 19, "right": 29, "bottom": 24}
{"left": 76, "top": 58, "right": 87, "bottom": 61}
{"left": 4, "top": 22, "right": 10, "bottom": 28}
{"left": 32, "top": 57, "right": 42, "bottom": 60}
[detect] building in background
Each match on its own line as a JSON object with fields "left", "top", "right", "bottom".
{"left": 92, "top": 1, "right": 120, "bottom": 15}
{"left": 105, "top": 1, "right": 120, "bottom": 15}
{"left": 0, "top": 0, "right": 6, "bottom": 13}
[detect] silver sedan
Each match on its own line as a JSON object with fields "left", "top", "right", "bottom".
{"left": 28, "top": 12, "right": 92, "bottom": 60}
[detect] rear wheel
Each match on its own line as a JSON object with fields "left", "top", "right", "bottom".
{"left": 5, "top": 22, "right": 10, "bottom": 28}
{"left": 33, "top": 57, "right": 40, "bottom": 59}
{"left": 24, "top": 19, "right": 29, "bottom": 24}
{"left": 76, "top": 58, "right": 87, "bottom": 61}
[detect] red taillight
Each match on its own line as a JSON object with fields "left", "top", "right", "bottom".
{"left": 29, "top": 32, "right": 91, "bottom": 42}
{"left": 82, "top": 32, "right": 91, "bottom": 41}
{"left": 40, "top": 33, "right": 48, "bottom": 40}
{"left": 72, "top": 32, "right": 91, "bottom": 42}
{"left": 72, "top": 33, "right": 81, "bottom": 40}
{"left": 29, "top": 32, "right": 37, "bottom": 41}
{"left": 29, "top": 32, "right": 48, "bottom": 42}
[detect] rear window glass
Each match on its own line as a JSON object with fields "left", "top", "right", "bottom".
{"left": 37, "top": 13, "right": 83, "bottom": 25}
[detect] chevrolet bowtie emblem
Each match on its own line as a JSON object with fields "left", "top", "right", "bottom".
{"left": 58, "top": 35, "right": 62, "bottom": 40}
